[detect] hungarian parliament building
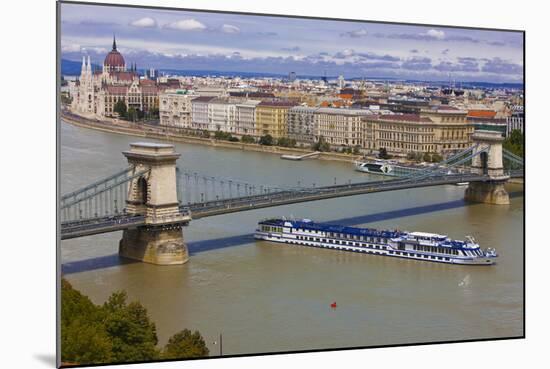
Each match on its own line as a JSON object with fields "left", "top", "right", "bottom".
{"left": 70, "top": 37, "right": 161, "bottom": 118}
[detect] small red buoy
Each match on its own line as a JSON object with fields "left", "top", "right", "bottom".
{"left": 330, "top": 301, "right": 337, "bottom": 309}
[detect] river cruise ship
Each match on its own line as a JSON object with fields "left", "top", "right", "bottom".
{"left": 255, "top": 218, "right": 497, "bottom": 265}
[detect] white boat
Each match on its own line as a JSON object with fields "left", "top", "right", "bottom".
{"left": 255, "top": 218, "right": 497, "bottom": 265}
{"left": 354, "top": 160, "right": 394, "bottom": 175}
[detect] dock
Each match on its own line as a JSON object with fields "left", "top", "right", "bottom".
{"left": 281, "top": 151, "right": 321, "bottom": 161}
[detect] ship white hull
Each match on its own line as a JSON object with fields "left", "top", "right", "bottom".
{"left": 254, "top": 231, "right": 496, "bottom": 266}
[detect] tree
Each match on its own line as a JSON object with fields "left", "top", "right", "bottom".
{"left": 431, "top": 153, "right": 443, "bottom": 163}
{"left": 162, "top": 329, "right": 210, "bottom": 359}
{"left": 422, "top": 152, "right": 432, "bottom": 162}
{"left": 312, "top": 136, "right": 330, "bottom": 152}
{"left": 113, "top": 100, "right": 127, "bottom": 118}
{"left": 241, "top": 135, "right": 255, "bottom": 144}
{"left": 378, "top": 147, "right": 390, "bottom": 159}
{"left": 503, "top": 129, "right": 524, "bottom": 157}
{"left": 277, "top": 137, "right": 296, "bottom": 147}
{"left": 353, "top": 145, "right": 361, "bottom": 155}
{"left": 102, "top": 291, "right": 160, "bottom": 363}
{"left": 259, "top": 134, "right": 274, "bottom": 146}
{"left": 127, "top": 107, "right": 138, "bottom": 122}
{"left": 61, "top": 279, "right": 113, "bottom": 365}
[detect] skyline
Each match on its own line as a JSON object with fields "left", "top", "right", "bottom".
{"left": 60, "top": 3, "right": 524, "bottom": 83}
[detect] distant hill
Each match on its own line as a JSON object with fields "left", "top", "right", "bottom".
{"left": 61, "top": 59, "right": 101, "bottom": 76}
{"left": 60, "top": 58, "right": 523, "bottom": 90}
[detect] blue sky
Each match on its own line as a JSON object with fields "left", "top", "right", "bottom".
{"left": 60, "top": 3, "right": 523, "bottom": 83}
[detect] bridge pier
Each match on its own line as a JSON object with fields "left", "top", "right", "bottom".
{"left": 119, "top": 143, "right": 191, "bottom": 265}
{"left": 464, "top": 180, "right": 510, "bottom": 205}
{"left": 464, "top": 131, "right": 510, "bottom": 205}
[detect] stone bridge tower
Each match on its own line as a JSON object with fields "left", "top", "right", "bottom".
{"left": 464, "top": 130, "right": 510, "bottom": 205}
{"left": 119, "top": 142, "right": 191, "bottom": 265}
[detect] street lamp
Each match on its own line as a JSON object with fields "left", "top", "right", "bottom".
{"left": 212, "top": 333, "right": 223, "bottom": 356}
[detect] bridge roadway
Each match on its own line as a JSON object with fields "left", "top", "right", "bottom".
{"left": 60, "top": 170, "right": 522, "bottom": 240}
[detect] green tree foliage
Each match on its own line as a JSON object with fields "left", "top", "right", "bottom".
{"left": 241, "top": 135, "right": 255, "bottom": 144}
{"left": 312, "top": 136, "right": 330, "bottom": 152}
{"left": 276, "top": 137, "right": 297, "bottom": 147}
{"left": 61, "top": 279, "right": 113, "bottom": 365}
{"left": 102, "top": 292, "right": 159, "bottom": 363}
{"left": 503, "top": 129, "right": 524, "bottom": 157}
{"left": 259, "top": 134, "right": 274, "bottom": 146}
{"left": 127, "top": 107, "right": 138, "bottom": 122}
{"left": 61, "top": 279, "right": 209, "bottom": 365}
{"left": 378, "top": 147, "right": 391, "bottom": 159}
{"left": 201, "top": 130, "right": 211, "bottom": 138}
{"left": 148, "top": 107, "right": 160, "bottom": 119}
{"left": 214, "top": 131, "right": 234, "bottom": 140}
{"left": 430, "top": 153, "right": 443, "bottom": 163}
{"left": 113, "top": 100, "right": 127, "bottom": 118}
{"left": 162, "top": 329, "right": 210, "bottom": 360}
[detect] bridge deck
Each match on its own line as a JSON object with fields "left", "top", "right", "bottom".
{"left": 60, "top": 171, "right": 522, "bottom": 239}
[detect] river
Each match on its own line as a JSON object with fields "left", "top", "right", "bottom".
{"left": 60, "top": 121, "right": 524, "bottom": 355}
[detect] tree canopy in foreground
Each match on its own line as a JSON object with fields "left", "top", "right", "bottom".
{"left": 61, "top": 278, "right": 209, "bottom": 365}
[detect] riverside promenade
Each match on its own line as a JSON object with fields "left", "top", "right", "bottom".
{"left": 60, "top": 109, "right": 362, "bottom": 163}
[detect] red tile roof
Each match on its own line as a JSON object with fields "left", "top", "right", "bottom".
{"left": 467, "top": 110, "right": 497, "bottom": 118}
{"left": 105, "top": 85, "right": 128, "bottom": 94}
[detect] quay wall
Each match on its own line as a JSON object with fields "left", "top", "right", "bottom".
{"left": 61, "top": 112, "right": 362, "bottom": 163}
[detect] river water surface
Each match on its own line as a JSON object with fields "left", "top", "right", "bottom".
{"left": 60, "top": 121, "right": 524, "bottom": 355}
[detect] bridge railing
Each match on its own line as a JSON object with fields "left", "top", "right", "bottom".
{"left": 60, "top": 168, "right": 151, "bottom": 223}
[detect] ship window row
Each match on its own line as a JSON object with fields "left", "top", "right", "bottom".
{"left": 261, "top": 225, "right": 283, "bottom": 233}
{"left": 295, "top": 229, "right": 386, "bottom": 243}
{"left": 390, "top": 250, "right": 450, "bottom": 261}
{"left": 295, "top": 236, "right": 386, "bottom": 249}
{"left": 413, "top": 244, "right": 459, "bottom": 255}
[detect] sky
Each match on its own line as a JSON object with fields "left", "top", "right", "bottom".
{"left": 60, "top": 3, "right": 524, "bottom": 83}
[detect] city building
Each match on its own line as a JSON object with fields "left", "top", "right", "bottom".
{"left": 287, "top": 106, "right": 319, "bottom": 146}
{"left": 159, "top": 89, "right": 198, "bottom": 128}
{"left": 70, "top": 36, "right": 160, "bottom": 118}
{"left": 235, "top": 100, "right": 261, "bottom": 136}
{"left": 255, "top": 101, "right": 296, "bottom": 138}
{"left": 506, "top": 105, "right": 524, "bottom": 135}
{"left": 419, "top": 105, "right": 474, "bottom": 155}
{"left": 191, "top": 96, "right": 216, "bottom": 131}
{"left": 315, "top": 107, "right": 373, "bottom": 148}
{"left": 208, "top": 98, "right": 238, "bottom": 133}
{"left": 364, "top": 114, "right": 436, "bottom": 155}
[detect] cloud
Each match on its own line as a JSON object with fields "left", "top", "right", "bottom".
{"left": 334, "top": 49, "right": 356, "bottom": 59}
{"left": 360, "top": 61, "right": 401, "bottom": 70}
{"left": 165, "top": 19, "right": 207, "bottom": 31}
{"left": 130, "top": 17, "right": 157, "bottom": 28}
{"left": 434, "top": 58, "right": 479, "bottom": 73}
{"left": 374, "top": 28, "right": 446, "bottom": 41}
{"left": 446, "top": 35, "right": 480, "bottom": 43}
{"left": 256, "top": 31, "right": 277, "bottom": 36}
{"left": 62, "top": 43, "right": 82, "bottom": 53}
{"left": 356, "top": 52, "right": 400, "bottom": 62}
{"left": 482, "top": 58, "right": 522, "bottom": 75}
{"left": 425, "top": 29, "right": 445, "bottom": 40}
{"left": 410, "top": 49, "right": 419, "bottom": 54}
{"left": 487, "top": 40, "right": 506, "bottom": 46}
{"left": 442, "top": 48, "right": 450, "bottom": 55}
{"left": 402, "top": 57, "right": 432, "bottom": 70}
{"left": 281, "top": 46, "right": 301, "bottom": 52}
{"left": 221, "top": 24, "right": 240, "bottom": 34}
{"left": 340, "top": 28, "right": 368, "bottom": 38}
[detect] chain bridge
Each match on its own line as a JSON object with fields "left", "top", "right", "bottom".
{"left": 60, "top": 130, "right": 523, "bottom": 265}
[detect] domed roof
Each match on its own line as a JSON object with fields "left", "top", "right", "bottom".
{"left": 104, "top": 36, "right": 125, "bottom": 68}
